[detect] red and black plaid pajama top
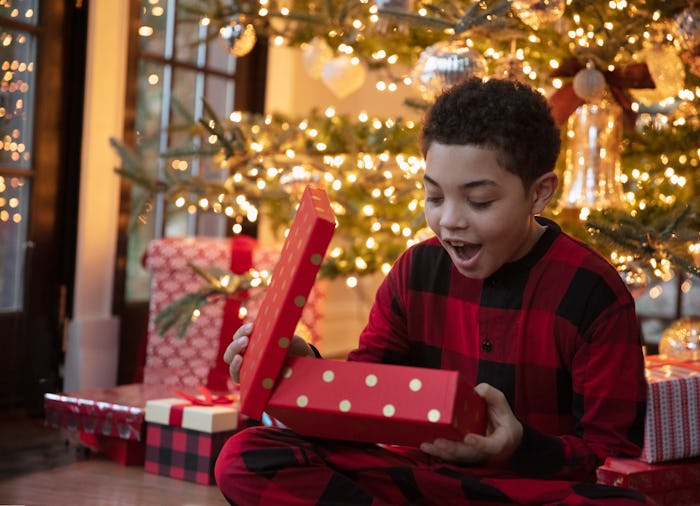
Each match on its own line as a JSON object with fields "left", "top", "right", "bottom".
{"left": 215, "top": 218, "right": 651, "bottom": 505}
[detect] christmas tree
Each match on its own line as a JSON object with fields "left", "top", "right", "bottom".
{"left": 117, "top": 0, "right": 700, "bottom": 334}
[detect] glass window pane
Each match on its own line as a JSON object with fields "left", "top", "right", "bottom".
{"left": 174, "top": 5, "right": 203, "bottom": 65}
{"left": 0, "top": 29, "right": 36, "bottom": 169}
{"left": 0, "top": 0, "right": 38, "bottom": 24}
{"left": 204, "top": 75, "right": 235, "bottom": 121}
{"left": 0, "top": 176, "right": 29, "bottom": 311}
{"left": 139, "top": 0, "right": 169, "bottom": 57}
{"left": 136, "top": 61, "right": 166, "bottom": 142}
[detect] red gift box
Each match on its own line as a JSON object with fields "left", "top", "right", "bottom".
{"left": 239, "top": 185, "right": 486, "bottom": 445}
{"left": 266, "top": 356, "right": 486, "bottom": 446}
{"left": 596, "top": 456, "right": 700, "bottom": 506}
{"left": 239, "top": 186, "right": 336, "bottom": 420}
{"left": 641, "top": 355, "right": 700, "bottom": 463}
{"left": 596, "top": 456, "right": 700, "bottom": 493}
{"left": 43, "top": 383, "right": 173, "bottom": 465}
{"left": 143, "top": 235, "right": 326, "bottom": 392}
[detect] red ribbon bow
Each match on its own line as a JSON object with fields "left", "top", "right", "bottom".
{"left": 548, "top": 58, "right": 655, "bottom": 130}
{"left": 167, "top": 386, "right": 239, "bottom": 427}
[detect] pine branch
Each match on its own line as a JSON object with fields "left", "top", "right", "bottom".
{"left": 153, "top": 262, "right": 269, "bottom": 339}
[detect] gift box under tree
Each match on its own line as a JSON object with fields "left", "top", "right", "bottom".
{"left": 596, "top": 456, "right": 700, "bottom": 506}
{"left": 142, "top": 234, "right": 326, "bottom": 392}
{"left": 641, "top": 354, "right": 700, "bottom": 463}
{"left": 144, "top": 392, "right": 246, "bottom": 485}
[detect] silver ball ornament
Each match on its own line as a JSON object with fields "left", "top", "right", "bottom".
{"left": 659, "top": 316, "right": 700, "bottom": 359}
{"left": 219, "top": 17, "right": 257, "bottom": 57}
{"left": 411, "top": 39, "right": 486, "bottom": 102}
{"left": 572, "top": 61, "right": 606, "bottom": 103}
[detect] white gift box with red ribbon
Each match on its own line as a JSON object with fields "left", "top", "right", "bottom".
{"left": 145, "top": 396, "right": 240, "bottom": 433}
{"left": 641, "top": 355, "right": 700, "bottom": 463}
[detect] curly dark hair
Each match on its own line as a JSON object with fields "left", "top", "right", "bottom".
{"left": 420, "top": 77, "right": 561, "bottom": 189}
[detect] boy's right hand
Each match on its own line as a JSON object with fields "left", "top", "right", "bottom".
{"left": 223, "top": 322, "right": 315, "bottom": 383}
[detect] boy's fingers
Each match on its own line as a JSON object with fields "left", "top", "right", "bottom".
{"left": 229, "top": 354, "right": 243, "bottom": 383}
{"left": 232, "top": 322, "right": 253, "bottom": 340}
{"left": 223, "top": 335, "right": 248, "bottom": 364}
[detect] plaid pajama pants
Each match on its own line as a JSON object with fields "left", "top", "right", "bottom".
{"left": 214, "top": 426, "right": 654, "bottom": 506}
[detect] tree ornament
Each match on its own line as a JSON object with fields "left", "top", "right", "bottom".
{"left": 411, "top": 39, "right": 486, "bottom": 102}
{"left": 572, "top": 61, "right": 606, "bottom": 103}
{"left": 374, "top": 0, "right": 414, "bottom": 35}
{"left": 659, "top": 316, "right": 700, "bottom": 359}
{"left": 493, "top": 55, "right": 526, "bottom": 82}
{"left": 219, "top": 16, "right": 257, "bottom": 57}
{"left": 558, "top": 99, "right": 625, "bottom": 211}
{"left": 617, "top": 263, "right": 648, "bottom": 299}
{"left": 321, "top": 56, "right": 367, "bottom": 98}
{"left": 510, "top": 0, "right": 566, "bottom": 31}
{"left": 302, "top": 37, "right": 334, "bottom": 80}
{"left": 630, "top": 45, "right": 686, "bottom": 106}
{"left": 674, "top": 7, "right": 700, "bottom": 51}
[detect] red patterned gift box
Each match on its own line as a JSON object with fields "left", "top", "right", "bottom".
{"left": 597, "top": 456, "right": 700, "bottom": 493}
{"left": 144, "top": 395, "right": 243, "bottom": 485}
{"left": 143, "top": 234, "right": 326, "bottom": 393}
{"left": 239, "top": 185, "right": 486, "bottom": 445}
{"left": 641, "top": 355, "right": 700, "bottom": 463}
{"left": 44, "top": 383, "right": 173, "bottom": 465}
{"left": 596, "top": 456, "right": 700, "bottom": 506}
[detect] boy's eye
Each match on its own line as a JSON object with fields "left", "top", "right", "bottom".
{"left": 425, "top": 196, "right": 442, "bottom": 204}
{"left": 469, "top": 200, "right": 493, "bottom": 210}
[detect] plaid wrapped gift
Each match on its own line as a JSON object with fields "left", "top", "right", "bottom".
{"left": 641, "top": 355, "right": 700, "bottom": 463}
{"left": 144, "top": 393, "right": 243, "bottom": 485}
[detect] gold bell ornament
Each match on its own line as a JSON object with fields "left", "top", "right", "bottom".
{"left": 558, "top": 97, "right": 625, "bottom": 211}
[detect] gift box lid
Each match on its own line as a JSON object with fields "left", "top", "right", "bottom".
{"left": 265, "top": 356, "right": 486, "bottom": 446}
{"left": 145, "top": 397, "right": 240, "bottom": 433}
{"left": 239, "top": 186, "right": 336, "bottom": 419}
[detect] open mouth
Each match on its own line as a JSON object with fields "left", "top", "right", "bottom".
{"left": 445, "top": 240, "right": 481, "bottom": 261}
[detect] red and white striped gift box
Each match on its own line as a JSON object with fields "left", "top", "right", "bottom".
{"left": 641, "top": 355, "right": 700, "bottom": 463}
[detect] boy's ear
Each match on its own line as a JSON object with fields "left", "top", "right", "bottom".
{"left": 530, "top": 171, "right": 558, "bottom": 214}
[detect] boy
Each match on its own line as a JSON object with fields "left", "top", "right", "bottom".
{"left": 216, "top": 78, "right": 650, "bottom": 505}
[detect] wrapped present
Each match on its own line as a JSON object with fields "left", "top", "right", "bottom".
{"left": 144, "top": 392, "right": 243, "bottom": 485}
{"left": 641, "top": 355, "right": 700, "bottom": 463}
{"left": 143, "top": 235, "right": 326, "bottom": 392}
{"left": 43, "top": 383, "right": 173, "bottom": 465}
{"left": 596, "top": 456, "right": 700, "bottom": 493}
{"left": 239, "top": 186, "right": 336, "bottom": 420}
{"left": 240, "top": 185, "right": 486, "bottom": 445}
{"left": 266, "top": 356, "right": 486, "bottom": 446}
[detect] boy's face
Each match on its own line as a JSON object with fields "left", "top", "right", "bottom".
{"left": 423, "top": 142, "right": 551, "bottom": 279}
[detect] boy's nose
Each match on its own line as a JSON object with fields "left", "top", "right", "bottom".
{"left": 439, "top": 201, "right": 467, "bottom": 229}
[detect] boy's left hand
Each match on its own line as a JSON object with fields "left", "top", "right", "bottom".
{"left": 419, "top": 383, "right": 523, "bottom": 465}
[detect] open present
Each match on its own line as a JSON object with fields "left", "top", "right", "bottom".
{"left": 238, "top": 185, "right": 486, "bottom": 445}
{"left": 641, "top": 354, "right": 700, "bottom": 463}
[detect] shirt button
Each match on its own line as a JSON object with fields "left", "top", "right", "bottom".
{"left": 481, "top": 340, "right": 492, "bottom": 352}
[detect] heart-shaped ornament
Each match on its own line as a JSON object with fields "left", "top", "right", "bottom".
{"left": 321, "top": 57, "right": 367, "bottom": 98}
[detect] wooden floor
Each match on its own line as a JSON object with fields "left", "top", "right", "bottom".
{"left": 0, "top": 409, "right": 228, "bottom": 506}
